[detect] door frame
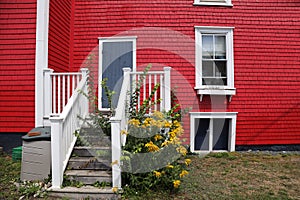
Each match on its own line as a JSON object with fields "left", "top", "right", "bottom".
{"left": 98, "top": 36, "right": 137, "bottom": 110}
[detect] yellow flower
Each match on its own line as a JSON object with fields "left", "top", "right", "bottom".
{"left": 120, "top": 130, "right": 128, "bottom": 135}
{"left": 174, "top": 126, "right": 184, "bottom": 136}
{"left": 152, "top": 111, "right": 164, "bottom": 119}
{"left": 129, "top": 119, "right": 140, "bottom": 127}
{"left": 164, "top": 121, "right": 172, "bottom": 128}
{"left": 154, "top": 134, "right": 163, "bottom": 141}
{"left": 166, "top": 164, "right": 174, "bottom": 169}
{"left": 161, "top": 140, "right": 169, "bottom": 147}
{"left": 173, "top": 120, "right": 181, "bottom": 127}
{"left": 153, "top": 171, "right": 161, "bottom": 178}
{"left": 173, "top": 180, "right": 181, "bottom": 188}
{"left": 168, "top": 131, "right": 176, "bottom": 139}
{"left": 179, "top": 170, "right": 189, "bottom": 178}
{"left": 177, "top": 146, "right": 187, "bottom": 156}
{"left": 185, "top": 159, "right": 191, "bottom": 166}
{"left": 145, "top": 141, "right": 160, "bottom": 152}
{"left": 112, "top": 187, "right": 118, "bottom": 193}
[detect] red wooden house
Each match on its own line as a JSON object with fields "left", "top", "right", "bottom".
{"left": 1, "top": 0, "right": 300, "bottom": 190}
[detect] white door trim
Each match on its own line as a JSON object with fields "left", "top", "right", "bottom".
{"left": 98, "top": 36, "right": 137, "bottom": 110}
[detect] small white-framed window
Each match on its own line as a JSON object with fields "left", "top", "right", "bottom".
{"left": 195, "top": 26, "right": 235, "bottom": 101}
{"left": 194, "top": 0, "right": 232, "bottom": 7}
{"left": 190, "top": 112, "right": 237, "bottom": 152}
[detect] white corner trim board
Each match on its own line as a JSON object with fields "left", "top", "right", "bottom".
{"left": 35, "top": 0, "right": 50, "bottom": 127}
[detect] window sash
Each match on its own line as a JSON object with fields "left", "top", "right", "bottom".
{"left": 201, "top": 34, "right": 227, "bottom": 86}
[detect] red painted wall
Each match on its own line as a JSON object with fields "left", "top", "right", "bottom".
{"left": 71, "top": 0, "right": 300, "bottom": 146}
{"left": 48, "top": 0, "right": 74, "bottom": 72}
{"left": 0, "top": 0, "right": 37, "bottom": 132}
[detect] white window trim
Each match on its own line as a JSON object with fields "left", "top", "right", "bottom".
{"left": 195, "top": 26, "right": 235, "bottom": 101}
{"left": 190, "top": 112, "right": 237, "bottom": 153}
{"left": 193, "top": 0, "right": 233, "bottom": 7}
{"left": 98, "top": 36, "right": 137, "bottom": 110}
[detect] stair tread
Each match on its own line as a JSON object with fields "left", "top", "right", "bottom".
{"left": 74, "top": 146, "right": 111, "bottom": 150}
{"left": 49, "top": 186, "right": 115, "bottom": 194}
{"left": 66, "top": 170, "right": 111, "bottom": 177}
{"left": 69, "top": 157, "right": 111, "bottom": 162}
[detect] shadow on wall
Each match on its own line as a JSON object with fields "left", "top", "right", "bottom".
{"left": 0, "top": 133, "right": 26, "bottom": 154}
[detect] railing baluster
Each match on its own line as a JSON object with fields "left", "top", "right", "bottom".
{"left": 143, "top": 76, "right": 146, "bottom": 106}
{"left": 53, "top": 75, "right": 56, "bottom": 114}
{"left": 58, "top": 75, "right": 61, "bottom": 113}
{"left": 154, "top": 74, "right": 157, "bottom": 111}
{"left": 160, "top": 74, "right": 164, "bottom": 111}
{"left": 62, "top": 75, "right": 66, "bottom": 108}
{"left": 77, "top": 74, "right": 80, "bottom": 87}
{"left": 67, "top": 75, "right": 70, "bottom": 100}
{"left": 72, "top": 75, "right": 75, "bottom": 95}
{"left": 149, "top": 74, "right": 152, "bottom": 113}
{"left": 137, "top": 74, "right": 140, "bottom": 110}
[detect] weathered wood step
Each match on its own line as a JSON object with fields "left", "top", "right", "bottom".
{"left": 68, "top": 157, "right": 111, "bottom": 170}
{"left": 77, "top": 135, "right": 111, "bottom": 147}
{"left": 73, "top": 146, "right": 111, "bottom": 157}
{"left": 79, "top": 128, "right": 109, "bottom": 136}
{"left": 49, "top": 186, "right": 119, "bottom": 200}
{"left": 65, "top": 170, "right": 112, "bottom": 185}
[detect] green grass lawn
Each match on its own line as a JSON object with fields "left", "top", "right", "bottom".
{"left": 1, "top": 152, "right": 299, "bottom": 200}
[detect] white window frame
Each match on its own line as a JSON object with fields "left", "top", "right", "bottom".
{"left": 190, "top": 112, "right": 237, "bottom": 153}
{"left": 195, "top": 26, "right": 235, "bottom": 101}
{"left": 194, "top": 0, "right": 232, "bottom": 7}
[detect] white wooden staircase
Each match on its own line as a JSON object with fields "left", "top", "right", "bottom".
{"left": 43, "top": 67, "right": 171, "bottom": 199}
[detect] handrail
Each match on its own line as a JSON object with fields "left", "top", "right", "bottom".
{"left": 50, "top": 70, "right": 89, "bottom": 189}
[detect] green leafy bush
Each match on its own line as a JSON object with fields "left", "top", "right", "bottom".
{"left": 120, "top": 65, "right": 191, "bottom": 196}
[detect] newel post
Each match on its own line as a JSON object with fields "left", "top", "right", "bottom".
{"left": 50, "top": 117, "right": 63, "bottom": 189}
{"left": 43, "top": 68, "right": 54, "bottom": 125}
{"left": 110, "top": 119, "right": 122, "bottom": 189}
{"left": 80, "top": 68, "right": 89, "bottom": 78}
{"left": 163, "top": 67, "right": 171, "bottom": 111}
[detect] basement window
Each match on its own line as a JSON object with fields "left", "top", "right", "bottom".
{"left": 190, "top": 112, "right": 237, "bottom": 152}
{"left": 194, "top": 0, "right": 233, "bottom": 6}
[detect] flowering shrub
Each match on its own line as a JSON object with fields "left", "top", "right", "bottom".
{"left": 121, "top": 65, "right": 190, "bottom": 195}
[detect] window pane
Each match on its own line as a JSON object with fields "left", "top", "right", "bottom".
{"left": 202, "top": 35, "right": 213, "bottom": 59}
{"left": 202, "top": 78, "right": 227, "bottom": 86}
{"left": 215, "top": 61, "right": 227, "bottom": 77}
{"left": 202, "top": 61, "right": 213, "bottom": 77}
{"left": 213, "top": 119, "right": 229, "bottom": 151}
{"left": 215, "top": 36, "right": 226, "bottom": 59}
{"left": 194, "top": 118, "right": 210, "bottom": 151}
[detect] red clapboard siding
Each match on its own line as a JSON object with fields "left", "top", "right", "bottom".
{"left": 48, "top": 0, "right": 73, "bottom": 72}
{"left": 72, "top": 0, "right": 300, "bottom": 145}
{"left": 0, "top": 0, "right": 36, "bottom": 133}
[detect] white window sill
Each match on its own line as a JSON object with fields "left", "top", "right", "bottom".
{"left": 195, "top": 87, "right": 236, "bottom": 102}
{"left": 193, "top": 2, "right": 233, "bottom": 7}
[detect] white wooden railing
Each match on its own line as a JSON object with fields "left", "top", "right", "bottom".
{"left": 110, "top": 67, "right": 171, "bottom": 188}
{"left": 46, "top": 69, "right": 89, "bottom": 189}
{"left": 44, "top": 68, "right": 88, "bottom": 121}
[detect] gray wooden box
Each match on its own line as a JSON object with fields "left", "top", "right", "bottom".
{"left": 21, "top": 140, "right": 51, "bottom": 181}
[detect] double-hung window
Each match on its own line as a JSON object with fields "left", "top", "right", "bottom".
{"left": 195, "top": 26, "right": 235, "bottom": 101}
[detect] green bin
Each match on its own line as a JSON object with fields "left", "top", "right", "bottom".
{"left": 12, "top": 146, "right": 22, "bottom": 161}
